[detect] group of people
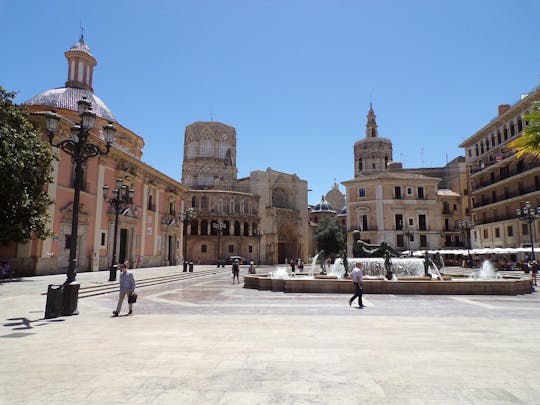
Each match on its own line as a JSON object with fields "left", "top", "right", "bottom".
{"left": 287, "top": 258, "right": 304, "bottom": 273}
{"left": 519, "top": 260, "right": 539, "bottom": 286}
{"left": 231, "top": 260, "right": 257, "bottom": 284}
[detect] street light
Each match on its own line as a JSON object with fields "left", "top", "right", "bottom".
{"left": 256, "top": 229, "right": 262, "bottom": 266}
{"left": 45, "top": 98, "right": 116, "bottom": 315}
{"left": 181, "top": 206, "right": 196, "bottom": 267}
{"left": 516, "top": 201, "right": 540, "bottom": 261}
{"left": 213, "top": 219, "right": 225, "bottom": 267}
{"left": 457, "top": 217, "right": 474, "bottom": 268}
{"left": 103, "top": 179, "right": 134, "bottom": 281}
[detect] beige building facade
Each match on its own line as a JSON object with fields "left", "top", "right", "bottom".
{"left": 459, "top": 88, "right": 540, "bottom": 251}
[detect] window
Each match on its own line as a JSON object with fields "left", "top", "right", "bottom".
{"left": 65, "top": 234, "right": 72, "bottom": 250}
{"left": 101, "top": 232, "right": 106, "bottom": 246}
{"left": 522, "top": 223, "right": 529, "bottom": 235}
{"left": 408, "top": 218, "right": 414, "bottom": 226}
{"left": 200, "top": 220, "right": 208, "bottom": 235}
{"left": 483, "top": 229, "right": 489, "bottom": 239}
{"left": 249, "top": 245, "right": 253, "bottom": 253}
{"left": 396, "top": 234, "right": 404, "bottom": 248}
{"left": 362, "top": 215, "right": 368, "bottom": 231}
{"left": 228, "top": 245, "right": 234, "bottom": 253}
{"left": 201, "top": 245, "right": 207, "bottom": 253}
{"left": 420, "top": 234, "right": 427, "bottom": 247}
{"left": 358, "top": 188, "right": 366, "bottom": 197}
{"left": 507, "top": 225, "right": 513, "bottom": 237}
{"left": 418, "top": 214, "right": 427, "bottom": 231}
{"left": 417, "top": 187, "right": 425, "bottom": 199}
{"left": 200, "top": 138, "right": 214, "bottom": 157}
{"left": 358, "top": 158, "right": 363, "bottom": 172}
{"left": 407, "top": 187, "right": 413, "bottom": 196}
{"left": 395, "top": 214, "right": 403, "bottom": 230}
{"left": 495, "top": 227, "right": 500, "bottom": 238}
{"left": 394, "top": 186, "right": 402, "bottom": 199}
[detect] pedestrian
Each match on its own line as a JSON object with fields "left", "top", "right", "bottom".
{"left": 348, "top": 262, "right": 365, "bottom": 308}
{"left": 298, "top": 259, "right": 304, "bottom": 271}
{"left": 531, "top": 260, "right": 538, "bottom": 286}
{"left": 113, "top": 264, "right": 136, "bottom": 316}
{"left": 290, "top": 258, "right": 296, "bottom": 273}
{"left": 232, "top": 259, "right": 240, "bottom": 284}
{"left": 248, "top": 261, "right": 256, "bottom": 274}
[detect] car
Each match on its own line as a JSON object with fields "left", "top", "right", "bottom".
{"left": 224, "top": 256, "right": 246, "bottom": 265}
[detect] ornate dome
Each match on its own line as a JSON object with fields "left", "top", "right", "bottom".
{"left": 336, "top": 207, "right": 347, "bottom": 217}
{"left": 25, "top": 87, "right": 117, "bottom": 123}
{"left": 312, "top": 196, "right": 335, "bottom": 213}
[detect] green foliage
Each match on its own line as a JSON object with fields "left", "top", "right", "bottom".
{"left": 508, "top": 90, "right": 540, "bottom": 158}
{"left": 0, "top": 86, "right": 55, "bottom": 243}
{"left": 315, "top": 217, "right": 345, "bottom": 257}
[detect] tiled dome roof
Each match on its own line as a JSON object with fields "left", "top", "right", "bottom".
{"left": 312, "top": 196, "right": 335, "bottom": 213}
{"left": 24, "top": 87, "right": 117, "bottom": 123}
{"left": 336, "top": 207, "right": 347, "bottom": 217}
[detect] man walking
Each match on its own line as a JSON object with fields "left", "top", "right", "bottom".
{"left": 349, "top": 262, "right": 365, "bottom": 308}
{"left": 113, "top": 264, "right": 136, "bottom": 316}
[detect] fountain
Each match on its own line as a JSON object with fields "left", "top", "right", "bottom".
{"left": 242, "top": 242, "right": 532, "bottom": 295}
{"left": 468, "top": 260, "right": 502, "bottom": 280}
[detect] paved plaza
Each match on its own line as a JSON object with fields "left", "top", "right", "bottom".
{"left": 1, "top": 265, "right": 539, "bottom": 404}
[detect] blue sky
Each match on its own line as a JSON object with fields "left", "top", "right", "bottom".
{"left": 2, "top": 1, "right": 539, "bottom": 205}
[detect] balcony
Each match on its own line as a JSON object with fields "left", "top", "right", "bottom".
{"left": 471, "top": 161, "right": 540, "bottom": 191}
{"left": 472, "top": 185, "right": 539, "bottom": 208}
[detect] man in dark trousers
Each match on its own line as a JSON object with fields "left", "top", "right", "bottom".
{"left": 349, "top": 262, "right": 365, "bottom": 308}
{"left": 113, "top": 264, "right": 136, "bottom": 316}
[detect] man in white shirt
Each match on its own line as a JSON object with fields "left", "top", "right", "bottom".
{"left": 349, "top": 262, "right": 365, "bottom": 308}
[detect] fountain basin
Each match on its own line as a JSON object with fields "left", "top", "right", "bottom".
{"left": 243, "top": 275, "right": 533, "bottom": 295}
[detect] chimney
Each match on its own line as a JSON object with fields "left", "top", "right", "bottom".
{"left": 498, "top": 104, "right": 511, "bottom": 116}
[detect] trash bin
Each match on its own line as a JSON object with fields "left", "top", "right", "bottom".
{"left": 109, "top": 264, "right": 118, "bottom": 281}
{"left": 45, "top": 284, "right": 63, "bottom": 319}
{"left": 61, "top": 281, "right": 80, "bottom": 316}
{"left": 183, "top": 261, "right": 188, "bottom": 272}
{"left": 189, "top": 261, "right": 194, "bottom": 272}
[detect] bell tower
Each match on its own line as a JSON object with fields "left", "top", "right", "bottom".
{"left": 353, "top": 103, "right": 393, "bottom": 177}
{"left": 64, "top": 32, "right": 97, "bottom": 92}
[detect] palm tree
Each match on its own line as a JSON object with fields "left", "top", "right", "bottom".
{"left": 508, "top": 90, "right": 540, "bottom": 158}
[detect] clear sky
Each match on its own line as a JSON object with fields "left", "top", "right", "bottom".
{"left": 2, "top": 0, "right": 539, "bottom": 205}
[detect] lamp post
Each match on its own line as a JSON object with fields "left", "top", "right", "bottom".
{"left": 256, "top": 229, "right": 262, "bottom": 266}
{"left": 45, "top": 98, "right": 116, "bottom": 316}
{"left": 181, "top": 206, "right": 196, "bottom": 266}
{"left": 516, "top": 201, "right": 540, "bottom": 261}
{"left": 103, "top": 179, "right": 134, "bottom": 281}
{"left": 213, "top": 219, "right": 225, "bottom": 267}
{"left": 457, "top": 217, "right": 474, "bottom": 268}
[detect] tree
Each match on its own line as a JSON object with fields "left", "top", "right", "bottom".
{"left": 0, "top": 86, "right": 55, "bottom": 244}
{"left": 508, "top": 90, "right": 540, "bottom": 158}
{"left": 315, "top": 217, "right": 346, "bottom": 257}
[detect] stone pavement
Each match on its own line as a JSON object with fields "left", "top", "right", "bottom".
{"left": 0, "top": 265, "right": 539, "bottom": 404}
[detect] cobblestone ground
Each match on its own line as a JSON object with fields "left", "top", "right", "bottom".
{"left": 1, "top": 265, "right": 539, "bottom": 404}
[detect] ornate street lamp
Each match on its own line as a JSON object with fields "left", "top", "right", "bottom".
{"left": 457, "top": 217, "right": 474, "bottom": 268}
{"left": 213, "top": 219, "right": 226, "bottom": 267}
{"left": 103, "top": 179, "right": 134, "bottom": 281}
{"left": 181, "top": 206, "right": 196, "bottom": 266}
{"left": 45, "top": 98, "right": 116, "bottom": 315}
{"left": 516, "top": 201, "right": 540, "bottom": 261}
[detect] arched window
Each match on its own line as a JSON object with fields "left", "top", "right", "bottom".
{"left": 234, "top": 221, "right": 241, "bottom": 236}
{"left": 191, "top": 196, "right": 196, "bottom": 208}
{"left": 518, "top": 118, "right": 523, "bottom": 132}
{"left": 200, "top": 138, "right": 213, "bottom": 157}
{"left": 186, "top": 142, "right": 197, "bottom": 158}
{"left": 510, "top": 121, "right": 515, "bottom": 136}
{"left": 223, "top": 221, "right": 230, "bottom": 236}
{"left": 148, "top": 194, "right": 154, "bottom": 211}
{"left": 201, "top": 196, "right": 208, "bottom": 209}
{"left": 190, "top": 219, "right": 199, "bottom": 235}
{"left": 503, "top": 127, "right": 508, "bottom": 141}
{"left": 358, "top": 158, "right": 363, "bottom": 171}
{"left": 218, "top": 142, "right": 229, "bottom": 159}
{"left": 243, "top": 222, "right": 249, "bottom": 236}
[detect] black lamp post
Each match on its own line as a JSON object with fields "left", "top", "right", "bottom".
{"left": 181, "top": 206, "right": 196, "bottom": 265}
{"left": 457, "top": 217, "right": 474, "bottom": 268}
{"left": 256, "top": 229, "right": 262, "bottom": 266}
{"left": 45, "top": 98, "right": 116, "bottom": 315}
{"left": 516, "top": 201, "right": 540, "bottom": 261}
{"left": 213, "top": 219, "right": 225, "bottom": 267}
{"left": 103, "top": 179, "right": 134, "bottom": 281}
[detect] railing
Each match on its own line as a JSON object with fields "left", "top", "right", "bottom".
{"left": 472, "top": 185, "right": 539, "bottom": 208}
{"left": 471, "top": 161, "right": 540, "bottom": 191}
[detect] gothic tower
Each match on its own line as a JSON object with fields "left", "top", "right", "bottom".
{"left": 181, "top": 121, "right": 238, "bottom": 189}
{"left": 353, "top": 103, "right": 393, "bottom": 177}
